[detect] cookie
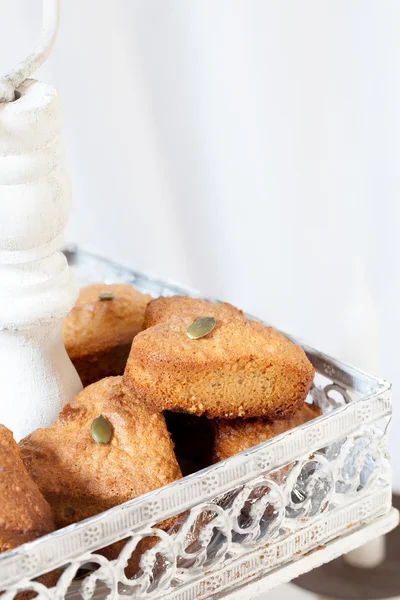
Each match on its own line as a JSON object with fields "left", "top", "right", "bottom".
{"left": 20, "top": 377, "right": 181, "bottom": 529}
{"left": 211, "top": 402, "right": 322, "bottom": 462}
{"left": 125, "top": 297, "right": 315, "bottom": 420}
{"left": 63, "top": 283, "right": 151, "bottom": 386}
{"left": 0, "top": 425, "right": 55, "bottom": 591}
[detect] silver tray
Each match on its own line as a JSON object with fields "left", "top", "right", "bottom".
{"left": 0, "top": 247, "right": 397, "bottom": 600}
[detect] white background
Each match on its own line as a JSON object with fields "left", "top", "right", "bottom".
{"left": 1, "top": 4, "right": 399, "bottom": 596}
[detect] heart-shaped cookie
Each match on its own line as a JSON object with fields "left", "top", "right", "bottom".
{"left": 124, "top": 297, "right": 315, "bottom": 420}
{"left": 20, "top": 376, "right": 181, "bottom": 529}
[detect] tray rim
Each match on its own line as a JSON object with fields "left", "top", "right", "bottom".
{"left": 0, "top": 384, "right": 392, "bottom": 586}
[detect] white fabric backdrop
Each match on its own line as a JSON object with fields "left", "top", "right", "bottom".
{"left": 1, "top": 1, "right": 399, "bottom": 499}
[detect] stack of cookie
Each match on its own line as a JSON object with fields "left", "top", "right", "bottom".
{"left": 6, "top": 284, "right": 319, "bottom": 578}
{"left": 61, "top": 286, "right": 319, "bottom": 473}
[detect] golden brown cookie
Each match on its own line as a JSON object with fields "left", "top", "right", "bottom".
{"left": 20, "top": 377, "right": 181, "bottom": 529}
{"left": 0, "top": 425, "right": 54, "bottom": 553}
{"left": 63, "top": 283, "right": 151, "bottom": 386}
{"left": 211, "top": 402, "right": 322, "bottom": 463}
{"left": 0, "top": 425, "right": 56, "bottom": 591}
{"left": 124, "top": 297, "right": 315, "bottom": 420}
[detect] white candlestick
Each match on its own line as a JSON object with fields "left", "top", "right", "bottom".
{"left": 0, "top": 78, "right": 82, "bottom": 440}
{"left": 0, "top": 0, "right": 82, "bottom": 440}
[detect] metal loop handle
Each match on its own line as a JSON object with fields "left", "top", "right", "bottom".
{"left": 0, "top": 0, "right": 60, "bottom": 102}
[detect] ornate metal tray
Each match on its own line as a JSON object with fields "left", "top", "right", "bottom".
{"left": 0, "top": 248, "right": 397, "bottom": 600}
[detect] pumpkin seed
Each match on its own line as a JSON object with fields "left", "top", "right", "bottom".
{"left": 98, "top": 292, "right": 114, "bottom": 301}
{"left": 91, "top": 415, "right": 112, "bottom": 444}
{"left": 186, "top": 317, "right": 216, "bottom": 339}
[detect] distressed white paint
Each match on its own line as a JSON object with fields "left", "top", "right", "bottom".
{"left": 0, "top": 78, "right": 82, "bottom": 441}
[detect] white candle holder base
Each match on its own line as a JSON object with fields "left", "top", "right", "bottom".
{"left": 345, "top": 536, "right": 386, "bottom": 569}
